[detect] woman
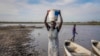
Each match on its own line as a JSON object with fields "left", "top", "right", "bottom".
{"left": 44, "top": 10, "right": 63, "bottom": 56}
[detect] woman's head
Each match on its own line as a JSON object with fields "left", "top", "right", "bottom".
{"left": 50, "top": 21, "right": 56, "bottom": 28}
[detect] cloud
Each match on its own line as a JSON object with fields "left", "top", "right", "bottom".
{"left": 0, "top": 0, "right": 100, "bottom": 22}
{"left": 61, "top": 2, "right": 100, "bottom": 21}
{"left": 0, "top": 0, "right": 19, "bottom": 15}
{"left": 41, "top": 0, "right": 76, "bottom": 6}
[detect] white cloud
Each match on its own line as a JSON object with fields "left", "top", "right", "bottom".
{"left": 0, "top": 4, "right": 18, "bottom": 15}
{"left": 65, "top": 2, "right": 100, "bottom": 15}
{"left": 0, "top": 0, "right": 100, "bottom": 22}
{"left": 41, "top": 0, "right": 76, "bottom": 5}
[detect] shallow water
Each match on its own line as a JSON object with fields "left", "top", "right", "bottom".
{"left": 31, "top": 25, "right": 100, "bottom": 56}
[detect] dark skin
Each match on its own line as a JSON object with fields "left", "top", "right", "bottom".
{"left": 73, "top": 24, "right": 78, "bottom": 34}
{"left": 44, "top": 10, "right": 63, "bottom": 32}
{"left": 71, "top": 24, "right": 78, "bottom": 41}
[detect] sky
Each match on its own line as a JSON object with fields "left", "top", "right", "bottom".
{"left": 0, "top": 0, "right": 100, "bottom": 22}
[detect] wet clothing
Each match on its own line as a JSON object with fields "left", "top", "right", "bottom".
{"left": 73, "top": 27, "right": 76, "bottom": 37}
{"left": 48, "top": 27, "right": 59, "bottom": 56}
{"left": 73, "top": 27, "right": 76, "bottom": 34}
{"left": 71, "top": 26, "right": 77, "bottom": 41}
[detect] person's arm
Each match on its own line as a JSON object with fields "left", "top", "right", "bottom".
{"left": 57, "top": 10, "right": 63, "bottom": 32}
{"left": 44, "top": 10, "right": 50, "bottom": 31}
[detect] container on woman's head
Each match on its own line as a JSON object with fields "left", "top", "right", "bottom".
{"left": 48, "top": 9, "right": 60, "bottom": 22}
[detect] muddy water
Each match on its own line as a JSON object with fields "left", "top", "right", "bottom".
{"left": 31, "top": 25, "right": 100, "bottom": 56}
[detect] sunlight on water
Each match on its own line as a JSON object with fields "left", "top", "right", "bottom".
{"left": 31, "top": 25, "right": 100, "bottom": 56}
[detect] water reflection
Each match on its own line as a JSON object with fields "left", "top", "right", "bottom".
{"left": 31, "top": 25, "right": 100, "bottom": 56}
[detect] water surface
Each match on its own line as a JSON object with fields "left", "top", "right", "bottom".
{"left": 31, "top": 25, "right": 100, "bottom": 56}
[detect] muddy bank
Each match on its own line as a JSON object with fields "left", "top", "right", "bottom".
{"left": 0, "top": 26, "right": 40, "bottom": 56}
{"left": 0, "top": 25, "right": 43, "bottom": 30}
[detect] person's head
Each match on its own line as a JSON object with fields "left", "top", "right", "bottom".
{"left": 74, "top": 24, "right": 76, "bottom": 27}
{"left": 50, "top": 21, "right": 56, "bottom": 28}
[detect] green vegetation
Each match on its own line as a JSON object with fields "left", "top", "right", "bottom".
{"left": 63, "top": 21, "right": 100, "bottom": 25}
{"left": 0, "top": 21, "right": 100, "bottom": 25}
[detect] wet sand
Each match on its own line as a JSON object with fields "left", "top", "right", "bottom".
{"left": 0, "top": 26, "right": 40, "bottom": 56}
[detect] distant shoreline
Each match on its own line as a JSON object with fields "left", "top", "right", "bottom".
{"left": 0, "top": 22, "right": 100, "bottom": 25}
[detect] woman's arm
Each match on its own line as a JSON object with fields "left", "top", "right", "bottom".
{"left": 44, "top": 10, "right": 50, "bottom": 31}
{"left": 58, "top": 10, "right": 63, "bottom": 32}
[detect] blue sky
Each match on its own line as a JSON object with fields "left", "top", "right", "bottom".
{"left": 0, "top": 0, "right": 100, "bottom": 22}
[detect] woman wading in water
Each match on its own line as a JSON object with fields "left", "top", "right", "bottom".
{"left": 44, "top": 10, "right": 63, "bottom": 56}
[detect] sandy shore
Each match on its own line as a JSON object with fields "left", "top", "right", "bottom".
{"left": 0, "top": 26, "right": 40, "bottom": 56}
